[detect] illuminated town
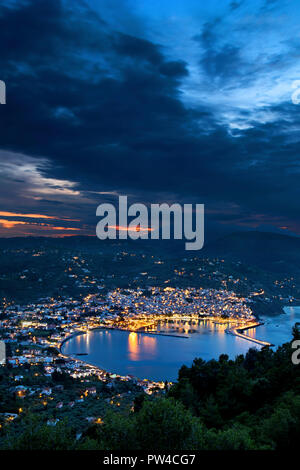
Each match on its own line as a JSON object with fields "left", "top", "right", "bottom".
{"left": 0, "top": 284, "right": 276, "bottom": 429}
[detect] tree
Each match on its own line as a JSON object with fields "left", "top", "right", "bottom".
{"left": 96, "top": 410, "right": 137, "bottom": 450}
{"left": 0, "top": 414, "right": 75, "bottom": 450}
{"left": 135, "top": 397, "right": 203, "bottom": 450}
{"left": 205, "top": 425, "right": 256, "bottom": 450}
{"left": 292, "top": 322, "right": 300, "bottom": 340}
{"left": 133, "top": 392, "right": 145, "bottom": 413}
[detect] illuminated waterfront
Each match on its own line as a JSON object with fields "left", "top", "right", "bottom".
{"left": 62, "top": 307, "right": 300, "bottom": 381}
{"left": 62, "top": 319, "right": 256, "bottom": 381}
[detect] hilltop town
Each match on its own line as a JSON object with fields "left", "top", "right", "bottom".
{"left": 0, "top": 284, "right": 258, "bottom": 430}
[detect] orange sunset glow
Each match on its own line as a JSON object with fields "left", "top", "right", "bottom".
{"left": 0, "top": 219, "right": 27, "bottom": 229}
{"left": 107, "top": 225, "right": 153, "bottom": 232}
{"left": 0, "top": 211, "right": 79, "bottom": 222}
{"left": 0, "top": 211, "right": 83, "bottom": 236}
{"left": 0, "top": 219, "right": 81, "bottom": 233}
{"left": 0, "top": 211, "right": 57, "bottom": 219}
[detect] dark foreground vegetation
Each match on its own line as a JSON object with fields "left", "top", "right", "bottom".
{"left": 1, "top": 328, "right": 299, "bottom": 450}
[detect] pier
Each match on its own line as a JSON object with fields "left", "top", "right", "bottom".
{"left": 227, "top": 322, "right": 274, "bottom": 347}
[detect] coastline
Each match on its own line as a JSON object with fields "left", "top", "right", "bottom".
{"left": 59, "top": 325, "right": 189, "bottom": 354}
{"left": 59, "top": 326, "right": 188, "bottom": 383}
{"left": 58, "top": 316, "right": 273, "bottom": 382}
{"left": 59, "top": 330, "right": 127, "bottom": 382}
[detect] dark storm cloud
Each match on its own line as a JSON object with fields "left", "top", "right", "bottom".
{"left": 0, "top": 0, "right": 202, "bottom": 190}
{"left": 194, "top": 19, "right": 254, "bottom": 89}
{"left": 0, "top": 0, "right": 299, "bottom": 236}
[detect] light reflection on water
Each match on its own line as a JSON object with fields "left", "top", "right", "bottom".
{"left": 62, "top": 307, "right": 300, "bottom": 382}
{"left": 127, "top": 332, "right": 157, "bottom": 361}
{"left": 63, "top": 321, "right": 250, "bottom": 381}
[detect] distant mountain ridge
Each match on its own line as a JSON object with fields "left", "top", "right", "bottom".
{"left": 203, "top": 231, "right": 300, "bottom": 273}
{"left": 0, "top": 231, "right": 299, "bottom": 274}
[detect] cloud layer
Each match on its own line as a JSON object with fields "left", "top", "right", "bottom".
{"left": 0, "top": 0, "right": 299, "bottom": 237}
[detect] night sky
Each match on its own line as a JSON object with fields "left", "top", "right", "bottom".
{"left": 0, "top": 0, "right": 299, "bottom": 239}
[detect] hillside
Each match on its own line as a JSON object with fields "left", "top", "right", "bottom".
{"left": 203, "top": 231, "right": 300, "bottom": 274}
{"left": 0, "top": 232, "right": 299, "bottom": 309}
